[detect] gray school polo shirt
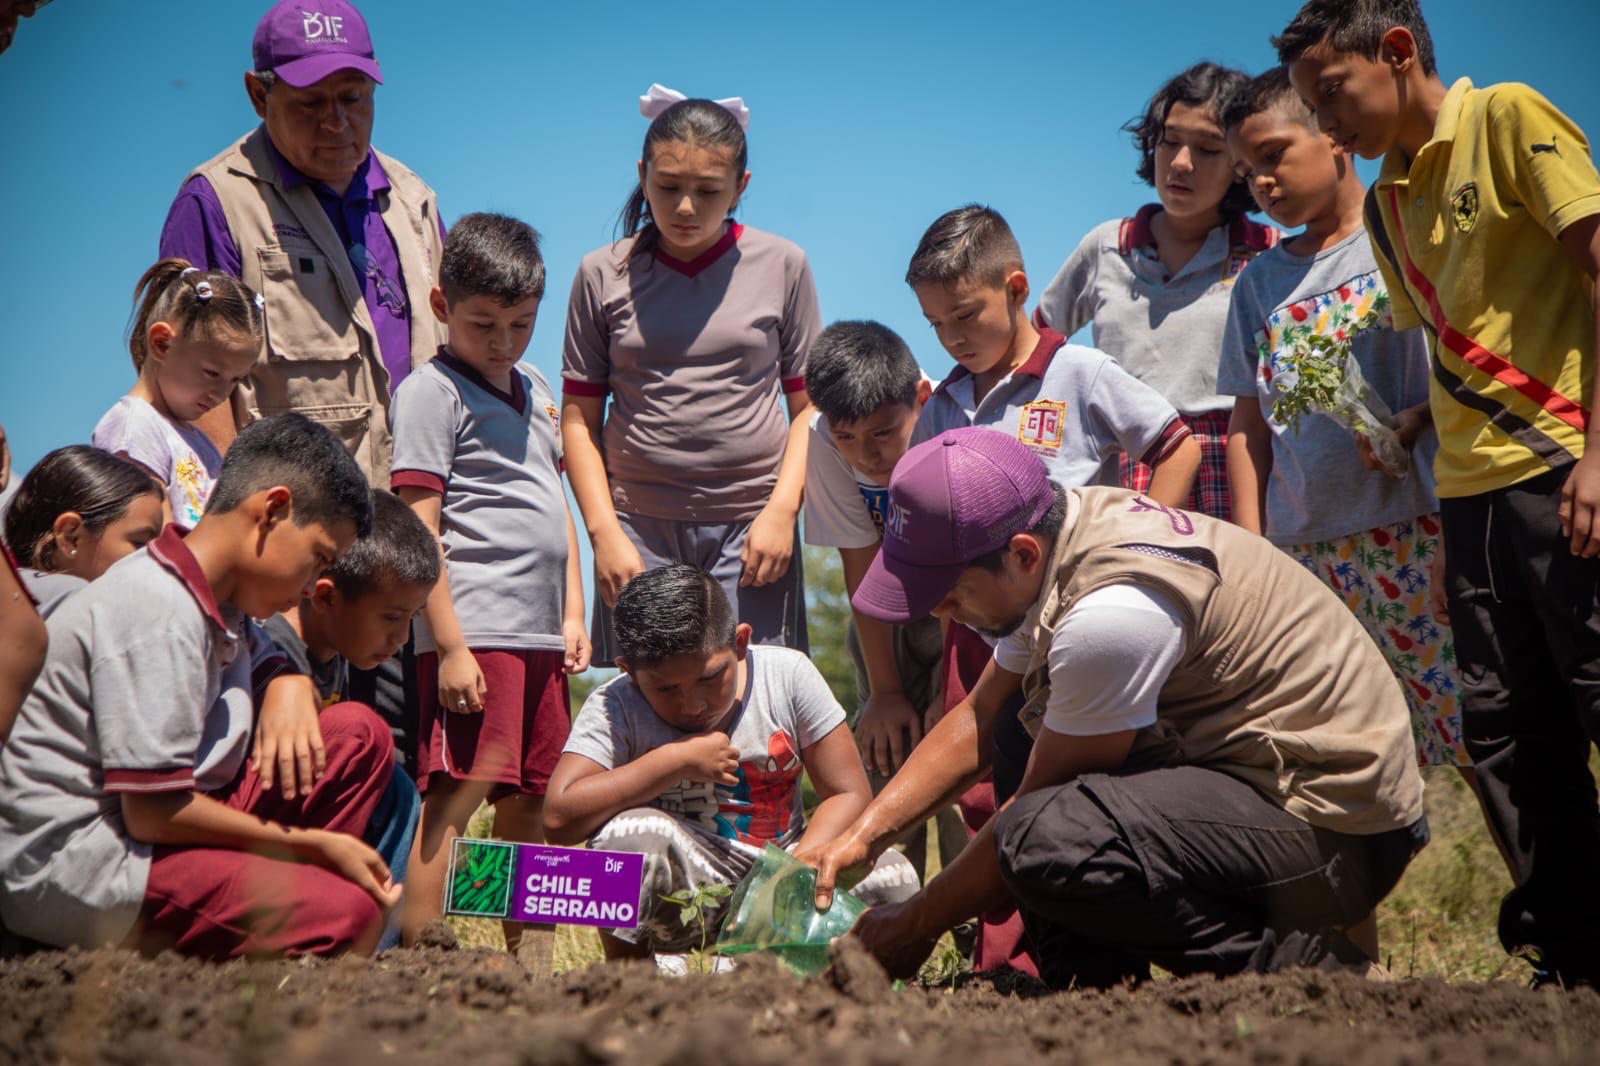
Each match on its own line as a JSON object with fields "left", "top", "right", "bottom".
{"left": 1216, "top": 229, "right": 1439, "bottom": 545}
{"left": 560, "top": 224, "right": 820, "bottom": 522}
{"left": 0, "top": 527, "right": 277, "bottom": 948}
{"left": 912, "top": 328, "right": 1183, "bottom": 490}
{"left": 390, "top": 353, "right": 567, "bottom": 654}
{"left": 563, "top": 645, "right": 845, "bottom": 848}
{"left": 1034, "top": 207, "right": 1280, "bottom": 416}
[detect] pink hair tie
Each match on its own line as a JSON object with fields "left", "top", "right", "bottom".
{"left": 639, "top": 83, "right": 750, "bottom": 131}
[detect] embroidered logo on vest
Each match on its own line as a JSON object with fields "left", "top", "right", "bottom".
{"left": 1128, "top": 495, "right": 1195, "bottom": 535}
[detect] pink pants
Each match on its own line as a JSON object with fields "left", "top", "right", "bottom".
{"left": 132, "top": 702, "right": 393, "bottom": 959}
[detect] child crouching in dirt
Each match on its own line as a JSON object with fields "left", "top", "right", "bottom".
{"left": 544, "top": 564, "right": 918, "bottom": 972}
{"left": 0, "top": 414, "right": 399, "bottom": 958}
{"left": 255, "top": 489, "right": 440, "bottom": 949}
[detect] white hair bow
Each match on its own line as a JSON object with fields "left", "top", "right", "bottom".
{"left": 639, "top": 83, "right": 750, "bottom": 131}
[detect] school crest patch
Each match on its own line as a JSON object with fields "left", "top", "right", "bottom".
{"left": 1017, "top": 400, "right": 1066, "bottom": 451}
{"left": 1451, "top": 183, "right": 1479, "bottom": 233}
{"left": 545, "top": 404, "right": 561, "bottom": 432}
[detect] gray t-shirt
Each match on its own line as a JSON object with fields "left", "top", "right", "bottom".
{"left": 18, "top": 569, "right": 87, "bottom": 620}
{"left": 0, "top": 528, "right": 276, "bottom": 948}
{"left": 1035, "top": 209, "right": 1280, "bottom": 416}
{"left": 390, "top": 353, "right": 567, "bottom": 654}
{"left": 563, "top": 645, "right": 846, "bottom": 848}
{"left": 91, "top": 395, "right": 221, "bottom": 531}
{"left": 1216, "top": 229, "right": 1438, "bottom": 545}
{"left": 912, "top": 329, "right": 1182, "bottom": 490}
{"left": 560, "top": 224, "right": 821, "bottom": 522}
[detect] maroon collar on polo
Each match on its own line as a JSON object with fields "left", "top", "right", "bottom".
{"left": 146, "top": 525, "right": 230, "bottom": 631}
{"left": 655, "top": 222, "right": 743, "bottom": 278}
{"left": 933, "top": 326, "right": 1069, "bottom": 396}
{"left": 1119, "top": 202, "right": 1278, "bottom": 255}
{"left": 435, "top": 348, "right": 527, "bottom": 415}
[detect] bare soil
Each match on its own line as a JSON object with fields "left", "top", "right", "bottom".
{"left": 3, "top": 938, "right": 1597, "bottom": 1065}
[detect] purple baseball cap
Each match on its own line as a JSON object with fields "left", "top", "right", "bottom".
{"left": 853, "top": 427, "right": 1056, "bottom": 624}
{"left": 252, "top": 1, "right": 382, "bottom": 88}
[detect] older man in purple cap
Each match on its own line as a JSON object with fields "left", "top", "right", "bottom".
{"left": 808, "top": 426, "right": 1428, "bottom": 986}
{"left": 160, "top": 0, "right": 444, "bottom": 482}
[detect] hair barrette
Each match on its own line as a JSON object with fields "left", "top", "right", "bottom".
{"left": 639, "top": 83, "right": 750, "bottom": 131}
{"left": 254, "top": 293, "right": 266, "bottom": 311}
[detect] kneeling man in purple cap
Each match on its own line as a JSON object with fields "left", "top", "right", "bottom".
{"left": 811, "top": 426, "right": 1428, "bottom": 986}
{"left": 160, "top": 0, "right": 445, "bottom": 484}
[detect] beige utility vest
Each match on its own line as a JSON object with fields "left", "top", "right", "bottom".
{"left": 1018, "top": 488, "right": 1424, "bottom": 836}
{"left": 189, "top": 126, "right": 445, "bottom": 482}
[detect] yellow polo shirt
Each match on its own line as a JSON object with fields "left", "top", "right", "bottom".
{"left": 1368, "top": 79, "right": 1600, "bottom": 497}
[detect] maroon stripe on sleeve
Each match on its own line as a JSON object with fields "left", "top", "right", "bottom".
{"left": 781, "top": 376, "right": 807, "bottom": 394}
{"left": 391, "top": 470, "right": 447, "bottom": 495}
{"left": 561, "top": 379, "right": 609, "bottom": 399}
{"left": 1141, "top": 418, "right": 1194, "bottom": 466}
{"left": 104, "top": 767, "right": 196, "bottom": 793}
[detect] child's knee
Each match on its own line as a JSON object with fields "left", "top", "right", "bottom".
{"left": 319, "top": 701, "right": 395, "bottom": 775}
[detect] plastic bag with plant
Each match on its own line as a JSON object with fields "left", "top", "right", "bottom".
{"left": 1269, "top": 307, "right": 1410, "bottom": 478}
{"left": 715, "top": 844, "right": 867, "bottom": 976}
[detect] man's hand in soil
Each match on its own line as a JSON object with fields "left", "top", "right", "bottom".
{"left": 851, "top": 898, "right": 942, "bottom": 981}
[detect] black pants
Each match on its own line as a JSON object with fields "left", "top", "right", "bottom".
{"left": 1440, "top": 465, "right": 1600, "bottom": 980}
{"left": 990, "top": 703, "right": 1424, "bottom": 987}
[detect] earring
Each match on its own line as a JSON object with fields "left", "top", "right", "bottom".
{"left": 67, "top": 548, "right": 77, "bottom": 557}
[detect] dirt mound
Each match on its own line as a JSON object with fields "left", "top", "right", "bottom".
{"left": 3, "top": 947, "right": 1596, "bottom": 1065}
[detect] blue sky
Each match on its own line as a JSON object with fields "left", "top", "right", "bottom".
{"left": 3, "top": 0, "right": 1597, "bottom": 488}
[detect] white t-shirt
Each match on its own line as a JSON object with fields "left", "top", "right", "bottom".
{"left": 563, "top": 645, "right": 845, "bottom": 848}
{"left": 91, "top": 396, "right": 222, "bottom": 531}
{"left": 993, "top": 583, "right": 1187, "bottom": 737}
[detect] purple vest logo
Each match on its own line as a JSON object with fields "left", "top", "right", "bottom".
{"left": 444, "top": 838, "right": 643, "bottom": 928}
{"left": 302, "top": 12, "right": 348, "bottom": 43}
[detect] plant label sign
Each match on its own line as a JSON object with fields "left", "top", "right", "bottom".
{"left": 444, "top": 838, "right": 644, "bottom": 928}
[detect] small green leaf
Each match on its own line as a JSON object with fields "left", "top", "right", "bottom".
{"left": 679, "top": 905, "right": 699, "bottom": 926}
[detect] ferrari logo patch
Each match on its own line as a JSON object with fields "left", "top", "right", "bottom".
{"left": 1451, "top": 183, "right": 1479, "bottom": 233}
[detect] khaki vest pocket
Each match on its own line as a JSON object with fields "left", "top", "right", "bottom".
{"left": 256, "top": 248, "right": 361, "bottom": 363}
{"left": 257, "top": 401, "right": 372, "bottom": 458}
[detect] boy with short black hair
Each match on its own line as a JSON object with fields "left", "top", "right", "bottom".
{"left": 390, "top": 212, "right": 589, "bottom": 950}
{"left": 254, "top": 489, "right": 440, "bottom": 947}
{"left": 801, "top": 320, "right": 964, "bottom": 880}
{"left": 0, "top": 413, "right": 398, "bottom": 959}
{"left": 1276, "top": 0, "right": 1600, "bottom": 987}
{"left": 543, "top": 563, "right": 917, "bottom": 971}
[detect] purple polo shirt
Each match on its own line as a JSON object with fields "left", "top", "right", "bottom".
{"left": 159, "top": 131, "right": 432, "bottom": 392}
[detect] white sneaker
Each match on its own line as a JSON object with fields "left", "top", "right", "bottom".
{"left": 653, "top": 953, "right": 736, "bottom": 976}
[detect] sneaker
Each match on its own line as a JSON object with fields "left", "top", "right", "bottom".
{"left": 654, "top": 953, "right": 735, "bottom": 976}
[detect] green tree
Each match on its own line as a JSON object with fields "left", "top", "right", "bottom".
{"left": 803, "top": 544, "right": 858, "bottom": 712}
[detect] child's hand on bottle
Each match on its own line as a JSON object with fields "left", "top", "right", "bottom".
{"left": 679, "top": 731, "right": 740, "bottom": 785}
{"left": 740, "top": 505, "right": 794, "bottom": 587}
{"left": 594, "top": 529, "right": 646, "bottom": 607}
{"left": 439, "top": 647, "right": 486, "bottom": 714}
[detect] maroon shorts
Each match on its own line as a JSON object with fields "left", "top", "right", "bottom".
{"left": 135, "top": 702, "right": 393, "bottom": 959}
{"left": 415, "top": 648, "right": 571, "bottom": 800}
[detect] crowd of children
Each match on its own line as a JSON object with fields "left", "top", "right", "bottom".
{"left": 1, "top": 0, "right": 1597, "bottom": 991}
